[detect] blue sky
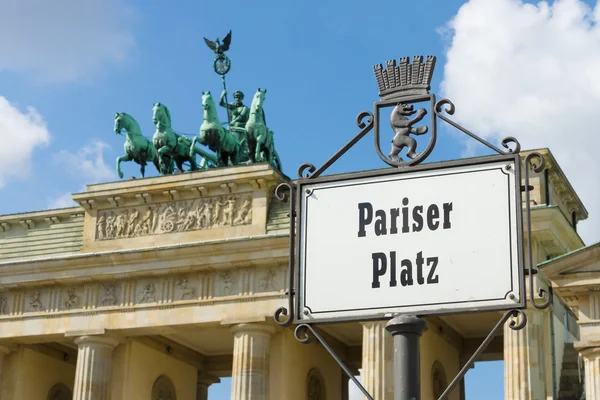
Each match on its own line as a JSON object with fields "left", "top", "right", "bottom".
{"left": 2, "top": 0, "right": 600, "bottom": 398}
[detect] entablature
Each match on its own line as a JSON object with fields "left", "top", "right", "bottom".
{"left": 70, "top": 164, "right": 287, "bottom": 253}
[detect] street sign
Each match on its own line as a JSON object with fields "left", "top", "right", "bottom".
{"left": 297, "top": 154, "right": 524, "bottom": 323}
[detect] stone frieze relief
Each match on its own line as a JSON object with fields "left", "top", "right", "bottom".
{"left": 0, "top": 266, "right": 284, "bottom": 318}
{"left": 95, "top": 194, "right": 253, "bottom": 240}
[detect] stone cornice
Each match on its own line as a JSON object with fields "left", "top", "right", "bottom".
{"left": 521, "top": 148, "right": 588, "bottom": 222}
{"left": 72, "top": 164, "right": 286, "bottom": 211}
{"left": 529, "top": 205, "right": 584, "bottom": 258}
{"left": 0, "top": 206, "right": 83, "bottom": 232}
{"left": 539, "top": 242, "right": 600, "bottom": 281}
{"left": 0, "top": 233, "right": 288, "bottom": 287}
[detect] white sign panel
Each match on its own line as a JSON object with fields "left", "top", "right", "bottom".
{"left": 298, "top": 157, "right": 523, "bottom": 322}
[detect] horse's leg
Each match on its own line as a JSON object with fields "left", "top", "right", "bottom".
{"left": 116, "top": 154, "right": 131, "bottom": 179}
{"left": 188, "top": 154, "right": 198, "bottom": 171}
{"left": 140, "top": 162, "right": 146, "bottom": 178}
{"left": 199, "top": 157, "right": 208, "bottom": 170}
{"left": 255, "top": 132, "right": 266, "bottom": 162}
{"left": 246, "top": 130, "right": 256, "bottom": 163}
{"left": 190, "top": 137, "right": 197, "bottom": 158}
{"left": 273, "top": 150, "right": 282, "bottom": 171}
{"left": 152, "top": 152, "right": 161, "bottom": 174}
{"left": 157, "top": 146, "right": 171, "bottom": 174}
{"left": 176, "top": 159, "right": 184, "bottom": 173}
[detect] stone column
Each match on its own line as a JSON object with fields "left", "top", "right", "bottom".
{"left": 196, "top": 379, "right": 209, "bottom": 400}
{"left": 341, "top": 370, "right": 350, "bottom": 400}
{"left": 197, "top": 373, "right": 220, "bottom": 400}
{"left": 0, "top": 345, "right": 11, "bottom": 400}
{"left": 230, "top": 324, "right": 275, "bottom": 400}
{"left": 73, "top": 335, "right": 119, "bottom": 400}
{"left": 504, "top": 308, "right": 549, "bottom": 399}
{"left": 361, "top": 321, "right": 393, "bottom": 400}
{"left": 581, "top": 347, "right": 600, "bottom": 400}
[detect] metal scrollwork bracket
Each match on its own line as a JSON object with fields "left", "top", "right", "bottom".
{"left": 273, "top": 182, "right": 296, "bottom": 327}
{"left": 297, "top": 111, "right": 374, "bottom": 180}
{"left": 438, "top": 309, "right": 527, "bottom": 400}
{"left": 523, "top": 152, "right": 553, "bottom": 309}
{"left": 434, "top": 99, "right": 521, "bottom": 155}
{"left": 295, "top": 323, "right": 375, "bottom": 400}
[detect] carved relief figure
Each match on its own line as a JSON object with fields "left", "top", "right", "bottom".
{"left": 64, "top": 288, "right": 80, "bottom": 309}
{"left": 140, "top": 284, "right": 157, "bottom": 303}
{"left": 219, "top": 272, "right": 235, "bottom": 295}
{"left": 180, "top": 208, "right": 196, "bottom": 231}
{"left": 222, "top": 197, "right": 236, "bottom": 226}
{"left": 29, "top": 290, "right": 43, "bottom": 311}
{"left": 0, "top": 296, "right": 7, "bottom": 314}
{"left": 126, "top": 209, "right": 139, "bottom": 236}
{"left": 96, "top": 215, "right": 106, "bottom": 240}
{"left": 101, "top": 285, "right": 117, "bottom": 306}
{"left": 213, "top": 199, "right": 223, "bottom": 226}
{"left": 95, "top": 194, "right": 253, "bottom": 240}
{"left": 176, "top": 279, "right": 196, "bottom": 300}
{"left": 105, "top": 215, "right": 115, "bottom": 238}
{"left": 234, "top": 197, "right": 252, "bottom": 225}
{"left": 259, "top": 270, "right": 277, "bottom": 291}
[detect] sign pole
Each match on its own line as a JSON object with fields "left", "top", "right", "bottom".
{"left": 386, "top": 315, "right": 428, "bottom": 400}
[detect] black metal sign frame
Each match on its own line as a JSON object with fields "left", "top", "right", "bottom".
{"left": 294, "top": 153, "right": 525, "bottom": 325}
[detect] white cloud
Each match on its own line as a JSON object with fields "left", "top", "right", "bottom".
{"left": 441, "top": 0, "right": 600, "bottom": 243}
{"left": 48, "top": 192, "right": 77, "bottom": 209}
{"left": 0, "top": 0, "right": 136, "bottom": 84}
{"left": 0, "top": 96, "right": 51, "bottom": 188}
{"left": 54, "top": 140, "right": 116, "bottom": 184}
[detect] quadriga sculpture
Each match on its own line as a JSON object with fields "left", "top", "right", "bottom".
{"left": 152, "top": 102, "right": 217, "bottom": 175}
{"left": 114, "top": 112, "right": 164, "bottom": 178}
{"left": 245, "top": 89, "right": 281, "bottom": 171}
{"left": 193, "top": 91, "right": 242, "bottom": 167}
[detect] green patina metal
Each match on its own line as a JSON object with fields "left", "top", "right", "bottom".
{"left": 113, "top": 30, "right": 282, "bottom": 179}
{"left": 152, "top": 102, "right": 216, "bottom": 175}
{"left": 246, "top": 88, "right": 281, "bottom": 170}
{"left": 193, "top": 91, "right": 242, "bottom": 167}
{"left": 114, "top": 112, "right": 164, "bottom": 178}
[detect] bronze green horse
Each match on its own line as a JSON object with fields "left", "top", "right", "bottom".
{"left": 246, "top": 89, "right": 282, "bottom": 171}
{"left": 114, "top": 112, "right": 164, "bottom": 178}
{"left": 193, "top": 92, "right": 242, "bottom": 167}
{"left": 152, "top": 102, "right": 217, "bottom": 174}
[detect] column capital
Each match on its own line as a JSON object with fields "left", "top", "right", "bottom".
{"left": 74, "top": 335, "right": 119, "bottom": 348}
{"left": 580, "top": 346, "right": 600, "bottom": 359}
{"left": 197, "top": 372, "right": 220, "bottom": 386}
{"left": 230, "top": 323, "right": 276, "bottom": 336}
{"left": 360, "top": 320, "right": 387, "bottom": 327}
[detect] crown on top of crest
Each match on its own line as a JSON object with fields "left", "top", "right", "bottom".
{"left": 373, "top": 55, "right": 436, "bottom": 100}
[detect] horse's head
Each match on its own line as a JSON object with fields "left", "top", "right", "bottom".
{"left": 152, "top": 102, "right": 172, "bottom": 128}
{"left": 114, "top": 112, "right": 125, "bottom": 134}
{"left": 201, "top": 91, "right": 218, "bottom": 121}
{"left": 250, "top": 88, "right": 267, "bottom": 114}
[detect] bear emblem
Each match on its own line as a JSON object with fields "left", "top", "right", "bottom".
{"left": 389, "top": 103, "right": 428, "bottom": 163}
